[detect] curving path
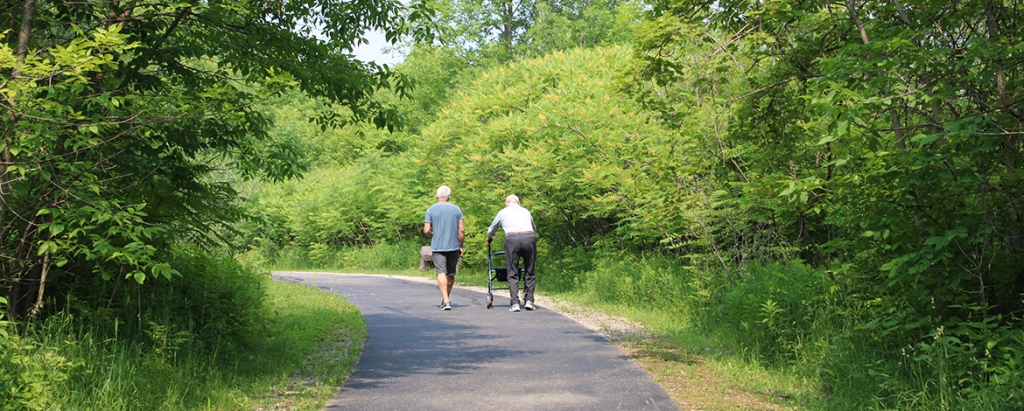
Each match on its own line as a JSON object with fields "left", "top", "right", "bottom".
{"left": 273, "top": 272, "right": 680, "bottom": 411}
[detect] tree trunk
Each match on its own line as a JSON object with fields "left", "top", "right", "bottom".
{"left": 15, "top": 0, "right": 36, "bottom": 64}
{"left": 3, "top": 0, "right": 38, "bottom": 318}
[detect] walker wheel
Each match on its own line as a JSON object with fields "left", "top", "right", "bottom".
{"left": 486, "top": 294, "right": 493, "bottom": 309}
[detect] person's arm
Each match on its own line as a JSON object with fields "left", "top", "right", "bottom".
{"left": 486, "top": 211, "right": 502, "bottom": 244}
{"left": 423, "top": 222, "right": 432, "bottom": 237}
{"left": 458, "top": 219, "right": 465, "bottom": 250}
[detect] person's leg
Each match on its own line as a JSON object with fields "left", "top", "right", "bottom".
{"left": 522, "top": 236, "right": 538, "bottom": 304}
{"left": 444, "top": 250, "right": 458, "bottom": 302}
{"left": 436, "top": 273, "right": 451, "bottom": 302}
{"left": 432, "top": 252, "right": 452, "bottom": 304}
{"left": 505, "top": 239, "right": 521, "bottom": 307}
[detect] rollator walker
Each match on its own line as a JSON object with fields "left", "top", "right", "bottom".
{"left": 485, "top": 243, "right": 526, "bottom": 309}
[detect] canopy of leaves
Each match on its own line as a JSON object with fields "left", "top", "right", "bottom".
{"left": 0, "top": 0, "right": 433, "bottom": 319}
{"left": 249, "top": 45, "right": 686, "bottom": 260}
{"left": 242, "top": 0, "right": 1024, "bottom": 405}
{"left": 421, "top": 0, "right": 641, "bottom": 66}
{"left": 626, "top": 0, "right": 1024, "bottom": 401}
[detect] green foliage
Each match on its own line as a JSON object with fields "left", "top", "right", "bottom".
{"left": 394, "top": 46, "right": 479, "bottom": 131}
{"left": 32, "top": 245, "right": 266, "bottom": 359}
{"left": 335, "top": 241, "right": 425, "bottom": 271}
{"left": 259, "top": 240, "right": 426, "bottom": 276}
{"left": 246, "top": 45, "right": 676, "bottom": 269}
{"left": 430, "top": 0, "right": 538, "bottom": 63}
{"left": 1, "top": 246, "right": 279, "bottom": 410}
{"left": 712, "top": 263, "right": 849, "bottom": 367}
{"left": 571, "top": 251, "right": 690, "bottom": 310}
{"left": 161, "top": 247, "right": 268, "bottom": 352}
{"left": 417, "top": 45, "right": 674, "bottom": 251}
{"left": 0, "top": 299, "right": 71, "bottom": 411}
{"left": 422, "top": 0, "right": 641, "bottom": 66}
{"left": 622, "top": 1, "right": 1024, "bottom": 405}
{"left": 239, "top": 0, "right": 1024, "bottom": 407}
{"left": 0, "top": 280, "right": 366, "bottom": 410}
{"left": 904, "top": 320, "right": 1024, "bottom": 409}
{"left": 1, "top": 0, "right": 435, "bottom": 320}
{"left": 252, "top": 162, "right": 422, "bottom": 250}
{"left": 561, "top": 250, "right": 1024, "bottom": 410}
{"left": 523, "top": 0, "right": 643, "bottom": 57}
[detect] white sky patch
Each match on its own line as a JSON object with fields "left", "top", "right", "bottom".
{"left": 352, "top": 29, "right": 407, "bottom": 66}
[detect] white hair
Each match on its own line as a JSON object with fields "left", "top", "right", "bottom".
{"left": 505, "top": 194, "right": 520, "bottom": 205}
{"left": 436, "top": 185, "right": 452, "bottom": 199}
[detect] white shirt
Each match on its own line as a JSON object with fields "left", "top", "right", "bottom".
{"left": 487, "top": 204, "right": 537, "bottom": 237}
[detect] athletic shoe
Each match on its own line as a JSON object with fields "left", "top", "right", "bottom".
{"left": 509, "top": 303, "right": 521, "bottom": 312}
{"left": 441, "top": 301, "right": 452, "bottom": 310}
{"left": 524, "top": 301, "right": 535, "bottom": 311}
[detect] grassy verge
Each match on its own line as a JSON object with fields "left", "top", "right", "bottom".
{"left": 244, "top": 280, "right": 367, "bottom": 410}
{"left": 556, "top": 300, "right": 818, "bottom": 411}
{"left": 7, "top": 280, "right": 365, "bottom": 410}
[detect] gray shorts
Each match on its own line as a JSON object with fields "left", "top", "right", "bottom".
{"left": 432, "top": 250, "right": 460, "bottom": 275}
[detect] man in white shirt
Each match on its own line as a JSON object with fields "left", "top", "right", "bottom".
{"left": 486, "top": 194, "right": 538, "bottom": 312}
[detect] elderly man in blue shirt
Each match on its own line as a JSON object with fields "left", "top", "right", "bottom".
{"left": 424, "top": 185, "right": 465, "bottom": 310}
{"left": 486, "top": 194, "right": 538, "bottom": 312}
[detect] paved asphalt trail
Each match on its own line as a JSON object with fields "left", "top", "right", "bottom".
{"left": 273, "top": 272, "right": 680, "bottom": 411}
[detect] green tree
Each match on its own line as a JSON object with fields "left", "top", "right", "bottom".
{"left": 523, "top": 0, "right": 641, "bottom": 58}
{"left": 246, "top": 46, "right": 682, "bottom": 264}
{"left": 412, "top": 46, "right": 672, "bottom": 250}
{"left": 0, "top": 0, "right": 434, "bottom": 319}
{"left": 427, "top": 0, "right": 640, "bottom": 65}
{"left": 636, "top": 0, "right": 1024, "bottom": 322}
{"left": 433, "top": 0, "right": 538, "bottom": 62}
{"left": 628, "top": 0, "right": 1024, "bottom": 400}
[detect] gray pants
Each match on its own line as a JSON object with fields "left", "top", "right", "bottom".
{"left": 505, "top": 234, "right": 536, "bottom": 306}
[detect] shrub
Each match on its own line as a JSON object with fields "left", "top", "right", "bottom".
{"left": 54, "top": 245, "right": 268, "bottom": 356}
{"left": 336, "top": 240, "right": 420, "bottom": 271}
{"left": 0, "top": 298, "right": 71, "bottom": 411}
{"left": 161, "top": 246, "right": 268, "bottom": 352}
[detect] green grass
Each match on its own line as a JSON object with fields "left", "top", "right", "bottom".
{"left": 266, "top": 241, "right": 428, "bottom": 276}
{"left": 11, "top": 280, "right": 365, "bottom": 411}
{"left": 563, "top": 295, "right": 826, "bottom": 410}
{"left": 537, "top": 258, "right": 1024, "bottom": 411}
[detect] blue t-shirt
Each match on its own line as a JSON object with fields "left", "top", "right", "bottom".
{"left": 425, "top": 202, "right": 464, "bottom": 252}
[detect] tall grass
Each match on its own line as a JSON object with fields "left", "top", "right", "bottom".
{"left": 539, "top": 248, "right": 1024, "bottom": 411}
{"left": 263, "top": 240, "right": 426, "bottom": 275}
{"left": 1, "top": 280, "right": 365, "bottom": 410}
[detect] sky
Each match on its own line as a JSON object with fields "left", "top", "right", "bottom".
{"left": 351, "top": 30, "right": 407, "bottom": 66}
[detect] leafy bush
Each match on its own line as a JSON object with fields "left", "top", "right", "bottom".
{"left": 710, "top": 263, "right": 842, "bottom": 365}
{"left": 336, "top": 241, "right": 422, "bottom": 272}
{"left": 0, "top": 278, "right": 367, "bottom": 410}
{"left": 51, "top": 245, "right": 268, "bottom": 357}
{"left": 898, "top": 319, "right": 1024, "bottom": 409}
{"left": 554, "top": 251, "right": 1024, "bottom": 409}
{"left": 0, "top": 299, "right": 71, "bottom": 411}
{"left": 160, "top": 247, "right": 268, "bottom": 352}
